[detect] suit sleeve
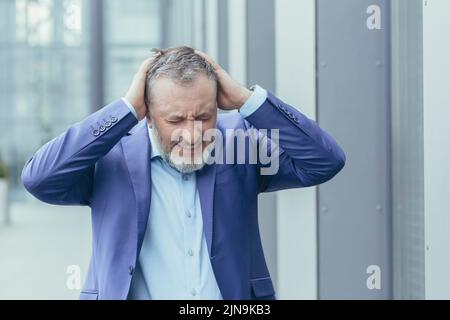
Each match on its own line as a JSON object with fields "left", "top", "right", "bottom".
{"left": 244, "top": 91, "right": 346, "bottom": 193}
{"left": 21, "top": 99, "right": 138, "bottom": 206}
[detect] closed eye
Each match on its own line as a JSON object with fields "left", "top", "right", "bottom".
{"left": 166, "top": 117, "right": 184, "bottom": 124}
{"left": 196, "top": 115, "right": 211, "bottom": 121}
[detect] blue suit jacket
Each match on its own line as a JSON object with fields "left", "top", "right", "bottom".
{"left": 21, "top": 92, "right": 345, "bottom": 300}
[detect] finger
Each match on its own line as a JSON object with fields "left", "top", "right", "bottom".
{"left": 195, "top": 50, "right": 220, "bottom": 70}
{"left": 139, "top": 54, "right": 159, "bottom": 73}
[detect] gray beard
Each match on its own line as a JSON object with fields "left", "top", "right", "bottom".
{"left": 151, "top": 124, "right": 212, "bottom": 174}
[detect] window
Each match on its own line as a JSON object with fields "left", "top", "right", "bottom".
{"left": 0, "top": 0, "right": 90, "bottom": 200}
{"left": 103, "top": 0, "right": 162, "bottom": 103}
{"left": 0, "top": 0, "right": 163, "bottom": 200}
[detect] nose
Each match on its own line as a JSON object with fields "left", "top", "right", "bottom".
{"left": 181, "top": 120, "right": 203, "bottom": 146}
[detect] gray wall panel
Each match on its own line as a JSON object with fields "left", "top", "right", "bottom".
{"left": 246, "top": 0, "right": 278, "bottom": 289}
{"left": 218, "top": 0, "right": 229, "bottom": 70}
{"left": 317, "top": 0, "right": 392, "bottom": 299}
{"left": 391, "top": 0, "right": 424, "bottom": 300}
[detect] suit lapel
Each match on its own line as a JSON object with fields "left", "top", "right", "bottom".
{"left": 121, "top": 121, "right": 152, "bottom": 259}
{"left": 197, "top": 163, "right": 217, "bottom": 257}
{"left": 121, "top": 120, "right": 217, "bottom": 259}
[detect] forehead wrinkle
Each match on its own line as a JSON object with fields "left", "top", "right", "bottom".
{"left": 150, "top": 76, "right": 217, "bottom": 117}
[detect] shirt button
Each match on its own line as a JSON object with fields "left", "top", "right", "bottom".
{"left": 182, "top": 174, "right": 189, "bottom": 181}
{"left": 188, "top": 249, "right": 194, "bottom": 257}
{"left": 191, "top": 289, "right": 197, "bottom": 297}
{"left": 186, "top": 211, "right": 192, "bottom": 218}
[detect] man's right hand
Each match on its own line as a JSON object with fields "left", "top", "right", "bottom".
{"left": 124, "top": 55, "right": 158, "bottom": 121}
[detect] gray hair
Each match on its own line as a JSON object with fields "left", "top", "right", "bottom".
{"left": 144, "top": 46, "right": 218, "bottom": 111}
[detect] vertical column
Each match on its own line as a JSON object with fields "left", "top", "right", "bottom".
{"left": 89, "top": 0, "right": 104, "bottom": 110}
{"left": 423, "top": 0, "right": 450, "bottom": 299}
{"left": 317, "top": 0, "right": 392, "bottom": 299}
{"left": 227, "top": 0, "right": 247, "bottom": 86}
{"left": 391, "top": 0, "right": 424, "bottom": 300}
{"left": 160, "top": 0, "right": 170, "bottom": 48}
{"left": 204, "top": 0, "right": 219, "bottom": 61}
{"left": 246, "top": 0, "right": 278, "bottom": 291}
{"left": 275, "top": 0, "right": 318, "bottom": 300}
{"left": 217, "top": 0, "right": 228, "bottom": 69}
{"left": 191, "top": 0, "right": 204, "bottom": 50}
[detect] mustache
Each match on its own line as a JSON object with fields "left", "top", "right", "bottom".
{"left": 170, "top": 135, "right": 203, "bottom": 149}
{"left": 151, "top": 124, "right": 215, "bottom": 154}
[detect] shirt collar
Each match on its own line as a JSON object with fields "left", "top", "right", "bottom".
{"left": 147, "top": 125, "right": 163, "bottom": 160}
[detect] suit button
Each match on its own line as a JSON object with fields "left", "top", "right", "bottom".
{"left": 128, "top": 265, "right": 134, "bottom": 275}
{"left": 110, "top": 116, "right": 118, "bottom": 123}
{"left": 99, "top": 125, "right": 106, "bottom": 132}
{"left": 104, "top": 120, "right": 112, "bottom": 128}
{"left": 93, "top": 130, "right": 100, "bottom": 137}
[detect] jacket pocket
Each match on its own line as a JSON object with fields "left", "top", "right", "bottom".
{"left": 80, "top": 290, "right": 99, "bottom": 300}
{"left": 250, "top": 277, "right": 275, "bottom": 299}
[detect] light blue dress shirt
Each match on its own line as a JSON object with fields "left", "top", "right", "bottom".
{"left": 125, "top": 85, "right": 267, "bottom": 300}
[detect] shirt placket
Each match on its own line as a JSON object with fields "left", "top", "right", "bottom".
{"left": 181, "top": 172, "right": 198, "bottom": 298}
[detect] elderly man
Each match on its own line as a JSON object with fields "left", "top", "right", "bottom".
{"left": 22, "top": 46, "right": 346, "bottom": 300}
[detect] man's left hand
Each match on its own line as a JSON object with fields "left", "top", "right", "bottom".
{"left": 195, "top": 50, "right": 252, "bottom": 111}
